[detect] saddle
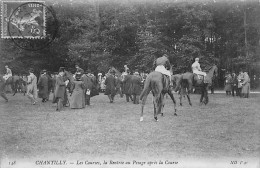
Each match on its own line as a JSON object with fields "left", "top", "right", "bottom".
{"left": 194, "top": 74, "right": 210, "bottom": 84}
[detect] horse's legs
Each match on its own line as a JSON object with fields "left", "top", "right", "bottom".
{"left": 167, "top": 89, "right": 177, "bottom": 116}
{"left": 140, "top": 90, "right": 150, "bottom": 122}
{"left": 153, "top": 93, "right": 161, "bottom": 121}
{"left": 161, "top": 94, "right": 165, "bottom": 117}
{"left": 199, "top": 87, "right": 204, "bottom": 106}
{"left": 204, "top": 87, "right": 209, "bottom": 105}
{"left": 12, "top": 83, "right": 17, "bottom": 96}
{"left": 187, "top": 93, "right": 192, "bottom": 106}
{"left": 179, "top": 91, "right": 182, "bottom": 106}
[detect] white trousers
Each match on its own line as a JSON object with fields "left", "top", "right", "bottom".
{"left": 155, "top": 65, "right": 171, "bottom": 77}
{"left": 3, "top": 74, "right": 12, "bottom": 80}
{"left": 193, "top": 70, "right": 206, "bottom": 76}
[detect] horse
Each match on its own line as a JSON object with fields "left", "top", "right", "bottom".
{"left": 139, "top": 71, "right": 177, "bottom": 122}
{"left": 180, "top": 65, "right": 218, "bottom": 105}
{"left": 0, "top": 75, "right": 24, "bottom": 96}
{"left": 172, "top": 74, "right": 192, "bottom": 106}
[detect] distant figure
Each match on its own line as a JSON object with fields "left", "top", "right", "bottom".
{"left": 75, "top": 64, "right": 84, "bottom": 75}
{"left": 122, "top": 70, "right": 133, "bottom": 102}
{"left": 231, "top": 72, "right": 238, "bottom": 97}
{"left": 38, "top": 69, "right": 49, "bottom": 102}
{"left": 26, "top": 68, "right": 38, "bottom": 105}
{"left": 70, "top": 73, "right": 86, "bottom": 109}
{"left": 105, "top": 70, "right": 116, "bottom": 103}
{"left": 81, "top": 70, "right": 94, "bottom": 106}
{"left": 100, "top": 77, "right": 106, "bottom": 92}
{"left": 237, "top": 69, "right": 244, "bottom": 97}
{"left": 131, "top": 70, "right": 142, "bottom": 104}
{"left": 54, "top": 67, "right": 66, "bottom": 111}
{"left": 241, "top": 71, "right": 250, "bottom": 98}
{"left": 224, "top": 72, "right": 232, "bottom": 95}
{"left": 115, "top": 74, "right": 123, "bottom": 97}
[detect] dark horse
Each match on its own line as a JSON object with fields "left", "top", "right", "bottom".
{"left": 178, "top": 65, "right": 218, "bottom": 105}
{"left": 139, "top": 71, "right": 177, "bottom": 122}
{"left": 172, "top": 74, "right": 192, "bottom": 106}
{"left": 0, "top": 75, "right": 24, "bottom": 96}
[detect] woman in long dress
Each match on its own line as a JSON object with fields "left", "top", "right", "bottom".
{"left": 70, "top": 73, "right": 86, "bottom": 109}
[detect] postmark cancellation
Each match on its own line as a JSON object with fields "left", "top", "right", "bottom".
{"left": 1, "top": 1, "right": 46, "bottom": 39}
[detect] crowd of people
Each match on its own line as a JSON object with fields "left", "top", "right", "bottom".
{"left": 1, "top": 58, "right": 259, "bottom": 110}
{"left": 224, "top": 68, "right": 251, "bottom": 98}
{"left": 0, "top": 64, "right": 149, "bottom": 111}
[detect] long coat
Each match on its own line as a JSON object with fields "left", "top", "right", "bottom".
{"left": 224, "top": 75, "right": 232, "bottom": 91}
{"left": 27, "top": 74, "right": 38, "bottom": 98}
{"left": 81, "top": 74, "right": 93, "bottom": 93}
{"left": 104, "top": 74, "right": 116, "bottom": 96}
{"left": 38, "top": 74, "right": 48, "bottom": 99}
{"left": 70, "top": 80, "right": 85, "bottom": 109}
{"left": 122, "top": 74, "right": 132, "bottom": 95}
{"left": 130, "top": 75, "right": 142, "bottom": 95}
{"left": 241, "top": 73, "right": 250, "bottom": 95}
{"left": 53, "top": 75, "right": 66, "bottom": 102}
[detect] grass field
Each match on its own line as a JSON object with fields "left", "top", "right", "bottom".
{"left": 0, "top": 91, "right": 260, "bottom": 167}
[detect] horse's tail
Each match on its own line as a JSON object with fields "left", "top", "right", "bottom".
{"left": 140, "top": 75, "right": 151, "bottom": 101}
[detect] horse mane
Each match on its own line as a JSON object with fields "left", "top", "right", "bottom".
{"left": 204, "top": 65, "right": 213, "bottom": 73}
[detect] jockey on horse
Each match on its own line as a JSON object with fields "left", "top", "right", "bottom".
{"left": 153, "top": 54, "right": 172, "bottom": 90}
{"left": 3, "top": 65, "right": 12, "bottom": 82}
{"left": 192, "top": 58, "right": 210, "bottom": 83}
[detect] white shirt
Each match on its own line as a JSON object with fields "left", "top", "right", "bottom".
{"left": 192, "top": 61, "right": 202, "bottom": 72}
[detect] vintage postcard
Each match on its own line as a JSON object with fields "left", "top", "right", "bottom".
{"left": 0, "top": 0, "right": 259, "bottom": 168}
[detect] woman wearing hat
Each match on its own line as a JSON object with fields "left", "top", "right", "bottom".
{"left": 70, "top": 73, "right": 86, "bottom": 109}
{"left": 27, "top": 68, "right": 38, "bottom": 105}
{"left": 38, "top": 69, "right": 49, "bottom": 102}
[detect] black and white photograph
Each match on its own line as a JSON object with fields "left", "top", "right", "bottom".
{"left": 0, "top": 0, "right": 259, "bottom": 168}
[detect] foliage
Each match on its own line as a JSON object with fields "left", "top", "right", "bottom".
{"left": 0, "top": 0, "right": 259, "bottom": 82}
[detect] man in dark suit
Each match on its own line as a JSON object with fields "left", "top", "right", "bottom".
{"left": 231, "top": 72, "right": 238, "bottom": 97}
{"left": 54, "top": 67, "right": 66, "bottom": 111}
{"left": 38, "top": 69, "right": 49, "bottom": 102}
{"left": 105, "top": 70, "right": 116, "bottom": 103}
{"left": 81, "top": 70, "right": 94, "bottom": 105}
{"left": 122, "top": 70, "right": 133, "bottom": 102}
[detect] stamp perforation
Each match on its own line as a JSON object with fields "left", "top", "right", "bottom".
{"left": 1, "top": 0, "right": 46, "bottom": 39}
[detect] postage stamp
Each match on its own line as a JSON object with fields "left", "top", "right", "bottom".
{"left": 1, "top": 1, "right": 46, "bottom": 39}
